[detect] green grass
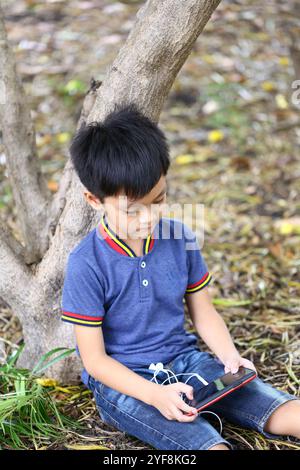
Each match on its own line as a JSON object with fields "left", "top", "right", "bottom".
{"left": 0, "top": 343, "right": 85, "bottom": 450}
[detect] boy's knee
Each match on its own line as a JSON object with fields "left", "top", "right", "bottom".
{"left": 208, "top": 443, "right": 231, "bottom": 450}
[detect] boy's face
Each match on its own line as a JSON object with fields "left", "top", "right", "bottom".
{"left": 84, "top": 174, "right": 168, "bottom": 239}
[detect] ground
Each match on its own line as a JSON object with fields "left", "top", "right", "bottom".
{"left": 0, "top": 0, "right": 299, "bottom": 450}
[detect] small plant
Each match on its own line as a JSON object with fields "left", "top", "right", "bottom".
{"left": 0, "top": 343, "right": 85, "bottom": 450}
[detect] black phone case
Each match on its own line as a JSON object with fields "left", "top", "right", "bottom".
{"left": 182, "top": 367, "right": 257, "bottom": 412}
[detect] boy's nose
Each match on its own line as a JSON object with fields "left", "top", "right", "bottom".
{"left": 139, "top": 212, "right": 152, "bottom": 227}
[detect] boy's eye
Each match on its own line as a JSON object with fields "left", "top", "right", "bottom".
{"left": 126, "top": 207, "right": 139, "bottom": 215}
{"left": 125, "top": 195, "right": 166, "bottom": 214}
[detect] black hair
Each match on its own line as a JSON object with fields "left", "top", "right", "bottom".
{"left": 69, "top": 102, "right": 170, "bottom": 203}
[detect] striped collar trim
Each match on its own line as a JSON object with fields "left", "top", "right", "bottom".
{"left": 98, "top": 213, "right": 155, "bottom": 258}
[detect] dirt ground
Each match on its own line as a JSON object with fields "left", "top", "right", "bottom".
{"left": 0, "top": 0, "right": 299, "bottom": 450}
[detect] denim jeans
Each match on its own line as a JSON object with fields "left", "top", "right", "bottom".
{"left": 86, "top": 347, "right": 299, "bottom": 450}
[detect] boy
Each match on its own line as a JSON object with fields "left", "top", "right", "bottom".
{"left": 61, "top": 103, "right": 300, "bottom": 450}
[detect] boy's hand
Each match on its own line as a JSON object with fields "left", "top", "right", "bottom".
{"left": 223, "top": 354, "right": 258, "bottom": 375}
{"left": 150, "top": 382, "right": 199, "bottom": 422}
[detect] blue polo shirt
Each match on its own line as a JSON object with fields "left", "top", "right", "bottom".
{"left": 60, "top": 213, "right": 212, "bottom": 387}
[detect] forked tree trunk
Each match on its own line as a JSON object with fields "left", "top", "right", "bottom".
{"left": 0, "top": 0, "right": 221, "bottom": 383}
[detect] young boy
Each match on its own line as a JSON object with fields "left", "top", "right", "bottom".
{"left": 61, "top": 103, "right": 300, "bottom": 450}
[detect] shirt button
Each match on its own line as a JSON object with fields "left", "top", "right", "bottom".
{"left": 142, "top": 279, "right": 148, "bottom": 287}
{"left": 141, "top": 261, "right": 146, "bottom": 268}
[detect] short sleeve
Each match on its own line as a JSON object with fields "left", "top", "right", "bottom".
{"left": 60, "top": 253, "right": 105, "bottom": 327}
{"left": 183, "top": 224, "right": 212, "bottom": 294}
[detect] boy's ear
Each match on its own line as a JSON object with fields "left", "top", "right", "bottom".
{"left": 83, "top": 190, "right": 103, "bottom": 211}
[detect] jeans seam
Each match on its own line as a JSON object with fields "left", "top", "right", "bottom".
{"left": 201, "top": 436, "right": 233, "bottom": 450}
{"left": 97, "top": 392, "right": 200, "bottom": 450}
{"left": 97, "top": 405, "right": 123, "bottom": 429}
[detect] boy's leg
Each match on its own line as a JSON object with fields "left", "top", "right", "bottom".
{"left": 209, "top": 444, "right": 230, "bottom": 450}
{"left": 88, "top": 373, "right": 234, "bottom": 450}
{"left": 263, "top": 399, "right": 300, "bottom": 439}
{"left": 209, "top": 378, "right": 299, "bottom": 440}
{"left": 175, "top": 348, "right": 300, "bottom": 441}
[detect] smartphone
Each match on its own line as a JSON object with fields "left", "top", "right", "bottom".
{"left": 182, "top": 366, "right": 257, "bottom": 416}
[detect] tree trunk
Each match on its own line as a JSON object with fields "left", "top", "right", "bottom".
{"left": 0, "top": 0, "right": 221, "bottom": 383}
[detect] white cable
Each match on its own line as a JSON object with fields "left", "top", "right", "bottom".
{"left": 149, "top": 363, "right": 179, "bottom": 385}
{"left": 149, "top": 363, "right": 208, "bottom": 386}
{"left": 161, "top": 372, "right": 209, "bottom": 386}
{"left": 148, "top": 362, "right": 223, "bottom": 435}
{"left": 198, "top": 410, "right": 223, "bottom": 435}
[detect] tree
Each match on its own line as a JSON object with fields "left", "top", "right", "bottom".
{"left": 0, "top": 0, "right": 221, "bottom": 383}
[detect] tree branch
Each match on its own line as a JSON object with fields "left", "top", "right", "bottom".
{"left": 0, "top": 5, "right": 51, "bottom": 264}
{"left": 0, "top": 223, "right": 33, "bottom": 312}
{"left": 48, "top": 78, "right": 102, "bottom": 236}
{"left": 37, "top": 0, "right": 222, "bottom": 293}
{"left": 89, "top": 0, "right": 221, "bottom": 123}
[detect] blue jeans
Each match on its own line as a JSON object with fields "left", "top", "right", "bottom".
{"left": 86, "top": 347, "right": 299, "bottom": 450}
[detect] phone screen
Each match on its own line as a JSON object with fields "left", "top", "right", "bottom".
{"left": 188, "top": 367, "right": 254, "bottom": 407}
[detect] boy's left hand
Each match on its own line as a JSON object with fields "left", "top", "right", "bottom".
{"left": 223, "top": 355, "right": 258, "bottom": 376}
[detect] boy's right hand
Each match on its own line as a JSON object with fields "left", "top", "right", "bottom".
{"left": 150, "top": 382, "right": 199, "bottom": 422}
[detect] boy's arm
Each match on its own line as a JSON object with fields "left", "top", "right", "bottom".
{"left": 184, "top": 286, "right": 239, "bottom": 364}
{"left": 60, "top": 254, "right": 161, "bottom": 406}
{"left": 74, "top": 325, "right": 160, "bottom": 405}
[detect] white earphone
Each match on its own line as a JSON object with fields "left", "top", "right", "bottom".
{"left": 148, "top": 362, "right": 223, "bottom": 435}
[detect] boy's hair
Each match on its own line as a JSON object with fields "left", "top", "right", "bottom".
{"left": 69, "top": 102, "right": 170, "bottom": 202}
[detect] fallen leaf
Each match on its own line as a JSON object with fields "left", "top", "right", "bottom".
{"left": 65, "top": 444, "right": 110, "bottom": 450}
{"left": 261, "top": 81, "right": 276, "bottom": 92}
{"left": 36, "top": 378, "right": 58, "bottom": 387}
{"left": 208, "top": 130, "right": 224, "bottom": 143}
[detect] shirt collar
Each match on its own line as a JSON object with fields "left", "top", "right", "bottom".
{"left": 98, "top": 213, "right": 156, "bottom": 258}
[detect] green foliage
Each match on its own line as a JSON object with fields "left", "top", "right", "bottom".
{"left": 0, "top": 343, "right": 84, "bottom": 450}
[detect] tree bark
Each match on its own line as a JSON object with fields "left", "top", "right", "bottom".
{"left": 0, "top": 0, "right": 221, "bottom": 383}
{"left": 0, "top": 9, "right": 51, "bottom": 263}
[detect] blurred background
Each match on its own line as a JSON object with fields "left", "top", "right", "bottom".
{"left": 0, "top": 0, "right": 299, "bottom": 450}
